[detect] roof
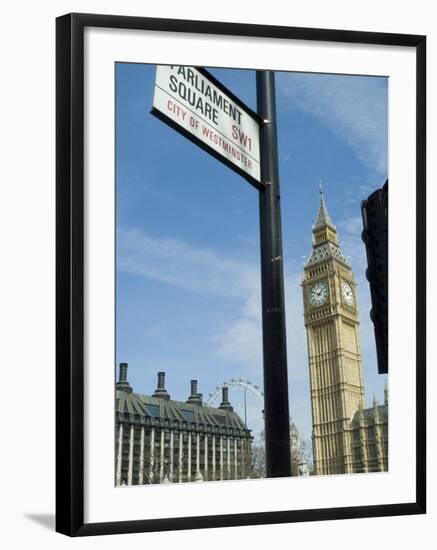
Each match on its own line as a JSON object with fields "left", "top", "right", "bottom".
{"left": 305, "top": 185, "right": 349, "bottom": 268}
{"left": 313, "top": 185, "right": 335, "bottom": 231}
{"left": 304, "top": 241, "right": 350, "bottom": 268}
{"left": 350, "top": 404, "right": 388, "bottom": 427}
{"left": 116, "top": 389, "right": 251, "bottom": 435}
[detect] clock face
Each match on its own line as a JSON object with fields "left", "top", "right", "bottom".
{"left": 309, "top": 281, "right": 329, "bottom": 307}
{"left": 342, "top": 281, "right": 354, "bottom": 306}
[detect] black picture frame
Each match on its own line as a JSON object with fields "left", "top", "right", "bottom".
{"left": 56, "top": 12, "right": 426, "bottom": 537}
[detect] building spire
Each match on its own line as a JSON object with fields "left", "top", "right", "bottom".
{"left": 314, "top": 179, "right": 335, "bottom": 231}
{"left": 305, "top": 180, "right": 348, "bottom": 267}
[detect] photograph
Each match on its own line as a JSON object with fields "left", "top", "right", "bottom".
{"left": 55, "top": 13, "right": 425, "bottom": 535}
{"left": 1, "top": 2, "right": 431, "bottom": 547}
{"left": 114, "top": 62, "right": 389, "bottom": 486}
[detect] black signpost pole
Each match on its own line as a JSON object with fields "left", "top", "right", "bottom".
{"left": 256, "top": 70, "right": 292, "bottom": 478}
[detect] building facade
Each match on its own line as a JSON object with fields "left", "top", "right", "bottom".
{"left": 290, "top": 422, "right": 310, "bottom": 476}
{"left": 302, "top": 186, "right": 388, "bottom": 475}
{"left": 115, "top": 365, "right": 253, "bottom": 486}
{"left": 350, "top": 392, "right": 388, "bottom": 473}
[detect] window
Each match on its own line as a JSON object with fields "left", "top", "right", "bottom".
{"left": 145, "top": 404, "right": 160, "bottom": 417}
{"left": 180, "top": 409, "right": 195, "bottom": 422}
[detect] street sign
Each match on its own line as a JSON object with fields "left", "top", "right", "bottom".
{"left": 152, "top": 66, "right": 291, "bottom": 477}
{"left": 151, "top": 65, "right": 262, "bottom": 187}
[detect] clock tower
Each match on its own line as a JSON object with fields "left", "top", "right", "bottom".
{"left": 302, "top": 185, "right": 365, "bottom": 475}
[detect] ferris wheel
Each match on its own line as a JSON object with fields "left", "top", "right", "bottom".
{"left": 206, "top": 379, "right": 265, "bottom": 446}
{"left": 207, "top": 379, "right": 313, "bottom": 476}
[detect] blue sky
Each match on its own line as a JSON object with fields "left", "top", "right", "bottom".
{"left": 115, "top": 63, "right": 388, "bottom": 445}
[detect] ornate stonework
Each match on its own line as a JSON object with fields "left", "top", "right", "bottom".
{"left": 302, "top": 186, "right": 387, "bottom": 475}
{"left": 115, "top": 368, "right": 252, "bottom": 485}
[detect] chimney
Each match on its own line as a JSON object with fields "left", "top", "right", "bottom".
{"left": 153, "top": 371, "right": 170, "bottom": 400}
{"left": 186, "top": 379, "right": 203, "bottom": 406}
{"left": 218, "top": 386, "right": 233, "bottom": 412}
{"left": 116, "top": 362, "right": 133, "bottom": 393}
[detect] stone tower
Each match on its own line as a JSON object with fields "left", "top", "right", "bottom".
{"left": 302, "top": 185, "right": 365, "bottom": 475}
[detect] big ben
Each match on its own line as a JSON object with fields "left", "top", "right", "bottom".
{"left": 302, "top": 185, "right": 365, "bottom": 475}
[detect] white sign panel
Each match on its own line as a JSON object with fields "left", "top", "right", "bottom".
{"left": 152, "top": 65, "right": 261, "bottom": 185}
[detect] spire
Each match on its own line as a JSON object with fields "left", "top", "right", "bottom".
{"left": 313, "top": 180, "right": 335, "bottom": 231}
{"left": 304, "top": 181, "right": 348, "bottom": 267}
{"left": 313, "top": 179, "right": 335, "bottom": 230}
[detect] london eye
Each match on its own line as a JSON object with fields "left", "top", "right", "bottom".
{"left": 206, "top": 379, "right": 266, "bottom": 477}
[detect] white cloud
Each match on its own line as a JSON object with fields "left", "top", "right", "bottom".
{"left": 212, "top": 266, "right": 264, "bottom": 373}
{"left": 117, "top": 228, "right": 310, "bottom": 382}
{"left": 214, "top": 266, "right": 310, "bottom": 383}
{"left": 118, "top": 227, "right": 263, "bottom": 373}
{"left": 277, "top": 73, "right": 388, "bottom": 175}
{"left": 339, "top": 215, "right": 363, "bottom": 236}
{"left": 213, "top": 317, "right": 262, "bottom": 367}
{"left": 117, "top": 227, "right": 257, "bottom": 300}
